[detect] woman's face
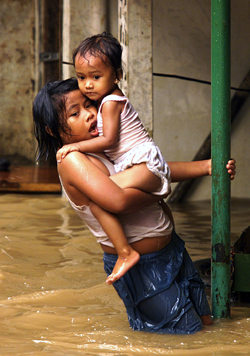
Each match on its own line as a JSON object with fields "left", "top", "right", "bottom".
{"left": 60, "top": 89, "right": 99, "bottom": 145}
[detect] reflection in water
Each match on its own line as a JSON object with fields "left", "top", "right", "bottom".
{"left": 0, "top": 194, "right": 249, "bottom": 355}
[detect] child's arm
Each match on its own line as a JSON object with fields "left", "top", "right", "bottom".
{"left": 56, "top": 100, "right": 124, "bottom": 162}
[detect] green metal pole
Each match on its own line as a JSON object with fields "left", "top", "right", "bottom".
{"left": 211, "top": 0, "right": 231, "bottom": 318}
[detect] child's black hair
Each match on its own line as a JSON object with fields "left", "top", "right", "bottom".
{"left": 73, "top": 32, "right": 122, "bottom": 77}
{"left": 33, "top": 78, "right": 79, "bottom": 161}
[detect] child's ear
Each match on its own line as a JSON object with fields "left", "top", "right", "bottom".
{"left": 114, "top": 68, "right": 123, "bottom": 83}
{"left": 117, "top": 68, "right": 123, "bottom": 81}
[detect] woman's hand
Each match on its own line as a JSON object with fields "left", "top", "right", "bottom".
{"left": 226, "top": 159, "right": 236, "bottom": 180}
{"left": 208, "top": 158, "right": 236, "bottom": 179}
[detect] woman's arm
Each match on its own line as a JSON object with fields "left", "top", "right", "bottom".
{"left": 59, "top": 154, "right": 235, "bottom": 213}
{"left": 168, "top": 159, "right": 236, "bottom": 182}
{"left": 109, "top": 159, "right": 236, "bottom": 188}
{"left": 58, "top": 152, "right": 165, "bottom": 214}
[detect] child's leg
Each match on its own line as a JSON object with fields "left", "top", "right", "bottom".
{"left": 89, "top": 201, "right": 140, "bottom": 285}
{"left": 111, "top": 163, "right": 162, "bottom": 193}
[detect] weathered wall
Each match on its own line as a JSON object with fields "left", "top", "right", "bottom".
{"left": 0, "top": 0, "right": 117, "bottom": 165}
{"left": 152, "top": 0, "right": 250, "bottom": 200}
{"left": 0, "top": 0, "right": 35, "bottom": 164}
{"left": 118, "top": 0, "right": 153, "bottom": 134}
{"left": 62, "top": 0, "right": 118, "bottom": 79}
{"left": 63, "top": 0, "right": 106, "bottom": 79}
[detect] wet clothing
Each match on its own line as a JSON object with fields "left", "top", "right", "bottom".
{"left": 97, "top": 95, "right": 171, "bottom": 196}
{"left": 103, "top": 230, "right": 211, "bottom": 334}
{"left": 97, "top": 95, "right": 152, "bottom": 162}
{"left": 114, "top": 141, "right": 171, "bottom": 196}
{"left": 60, "top": 154, "right": 172, "bottom": 248}
{"left": 60, "top": 154, "right": 211, "bottom": 334}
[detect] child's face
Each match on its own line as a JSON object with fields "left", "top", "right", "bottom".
{"left": 60, "top": 89, "right": 99, "bottom": 145}
{"left": 75, "top": 52, "right": 117, "bottom": 104}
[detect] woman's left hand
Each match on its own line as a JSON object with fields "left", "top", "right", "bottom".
{"left": 226, "top": 159, "right": 236, "bottom": 180}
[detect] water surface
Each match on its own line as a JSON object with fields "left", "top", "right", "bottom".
{"left": 0, "top": 194, "right": 249, "bottom": 355}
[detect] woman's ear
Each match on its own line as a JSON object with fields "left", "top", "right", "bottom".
{"left": 46, "top": 126, "right": 54, "bottom": 137}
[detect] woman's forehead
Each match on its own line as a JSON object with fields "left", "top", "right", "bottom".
{"left": 65, "top": 89, "right": 87, "bottom": 107}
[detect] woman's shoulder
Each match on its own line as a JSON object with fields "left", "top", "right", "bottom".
{"left": 58, "top": 151, "right": 109, "bottom": 173}
{"left": 58, "top": 151, "right": 115, "bottom": 181}
{"left": 58, "top": 150, "right": 90, "bottom": 170}
{"left": 86, "top": 153, "right": 115, "bottom": 175}
{"left": 57, "top": 152, "right": 110, "bottom": 207}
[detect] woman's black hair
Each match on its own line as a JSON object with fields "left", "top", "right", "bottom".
{"left": 33, "top": 78, "right": 79, "bottom": 161}
{"left": 73, "top": 32, "right": 122, "bottom": 77}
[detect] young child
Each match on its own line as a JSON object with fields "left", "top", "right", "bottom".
{"left": 56, "top": 33, "right": 172, "bottom": 284}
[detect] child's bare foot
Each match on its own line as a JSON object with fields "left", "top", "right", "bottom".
{"left": 106, "top": 249, "right": 140, "bottom": 285}
{"left": 201, "top": 314, "right": 213, "bottom": 325}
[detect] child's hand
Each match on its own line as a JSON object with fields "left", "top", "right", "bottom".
{"left": 56, "top": 143, "right": 81, "bottom": 163}
{"left": 226, "top": 159, "right": 236, "bottom": 180}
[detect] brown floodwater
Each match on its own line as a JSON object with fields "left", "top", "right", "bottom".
{"left": 0, "top": 193, "right": 249, "bottom": 355}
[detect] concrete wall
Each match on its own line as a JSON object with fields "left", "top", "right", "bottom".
{"left": 118, "top": 0, "right": 153, "bottom": 134}
{"left": 152, "top": 0, "right": 250, "bottom": 200}
{"left": 62, "top": 0, "right": 118, "bottom": 79}
{"left": 0, "top": 0, "right": 35, "bottom": 164}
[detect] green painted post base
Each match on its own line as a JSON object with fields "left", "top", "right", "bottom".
{"left": 212, "top": 262, "right": 231, "bottom": 318}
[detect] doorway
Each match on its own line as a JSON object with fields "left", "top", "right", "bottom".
{"left": 36, "top": 0, "right": 62, "bottom": 90}
{"left": 0, "top": 0, "right": 63, "bottom": 193}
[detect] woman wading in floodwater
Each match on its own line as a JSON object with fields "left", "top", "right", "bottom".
{"left": 33, "top": 78, "right": 236, "bottom": 334}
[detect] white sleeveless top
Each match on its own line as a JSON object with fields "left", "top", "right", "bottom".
{"left": 97, "top": 95, "right": 153, "bottom": 163}
{"left": 61, "top": 154, "right": 173, "bottom": 247}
